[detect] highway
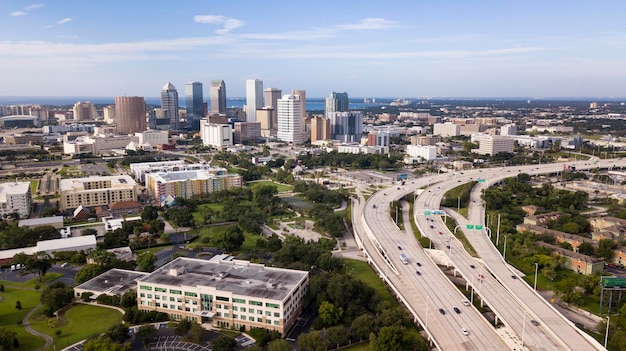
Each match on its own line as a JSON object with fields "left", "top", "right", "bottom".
{"left": 358, "top": 159, "right": 624, "bottom": 350}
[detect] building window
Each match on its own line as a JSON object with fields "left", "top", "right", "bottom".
{"left": 233, "top": 306, "right": 238, "bottom": 311}
{"left": 169, "top": 289, "right": 182, "bottom": 295}
{"left": 216, "top": 304, "right": 222, "bottom": 309}
{"left": 257, "top": 318, "right": 262, "bottom": 322}
{"left": 249, "top": 300, "right": 262, "bottom": 306}
{"left": 248, "top": 308, "right": 253, "bottom": 314}
{"left": 216, "top": 296, "right": 229, "bottom": 302}
{"left": 249, "top": 316, "right": 254, "bottom": 321}
{"left": 147, "top": 294, "right": 152, "bottom": 298}
{"left": 224, "top": 313, "right": 229, "bottom": 318}
{"left": 155, "top": 287, "right": 167, "bottom": 292}
{"left": 274, "top": 312, "right": 280, "bottom": 317}
{"left": 140, "top": 285, "right": 152, "bottom": 291}
{"left": 233, "top": 298, "right": 246, "bottom": 304}
{"left": 140, "top": 293, "right": 145, "bottom": 298}
{"left": 266, "top": 320, "right": 272, "bottom": 324}
{"left": 241, "top": 307, "right": 246, "bottom": 312}
{"left": 274, "top": 321, "right": 280, "bottom": 326}
{"left": 170, "top": 297, "right": 175, "bottom": 302}
{"left": 185, "top": 291, "right": 198, "bottom": 297}
{"left": 266, "top": 311, "right": 271, "bottom": 316}
{"left": 265, "top": 303, "right": 280, "bottom": 309}
{"left": 258, "top": 310, "right": 263, "bottom": 315}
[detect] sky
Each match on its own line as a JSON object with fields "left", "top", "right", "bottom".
{"left": 1, "top": 0, "right": 625, "bottom": 98}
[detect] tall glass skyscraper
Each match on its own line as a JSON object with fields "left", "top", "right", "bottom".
{"left": 185, "top": 81, "right": 204, "bottom": 128}
{"left": 325, "top": 92, "right": 349, "bottom": 117}
{"left": 210, "top": 80, "right": 227, "bottom": 115}
{"left": 161, "top": 82, "right": 179, "bottom": 130}
{"left": 245, "top": 79, "right": 263, "bottom": 122}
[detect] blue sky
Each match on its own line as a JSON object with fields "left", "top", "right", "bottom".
{"left": 1, "top": 0, "right": 625, "bottom": 98}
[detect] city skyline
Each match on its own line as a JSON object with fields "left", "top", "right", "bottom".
{"left": 1, "top": 1, "right": 626, "bottom": 98}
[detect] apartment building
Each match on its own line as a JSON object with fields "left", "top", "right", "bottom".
{"left": 59, "top": 175, "right": 137, "bottom": 211}
{"left": 0, "top": 181, "right": 31, "bottom": 218}
{"left": 145, "top": 169, "right": 242, "bottom": 206}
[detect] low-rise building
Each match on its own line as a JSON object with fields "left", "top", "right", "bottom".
{"left": 516, "top": 224, "right": 596, "bottom": 252}
{"left": 74, "top": 268, "right": 148, "bottom": 299}
{"left": 59, "top": 175, "right": 137, "bottom": 211}
{"left": 136, "top": 256, "right": 309, "bottom": 335}
{"left": 145, "top": 169, "right": 242, "bottom": 206}
{"left": 536, "top": 242, "right": 604, "bottom": 275}
{"left": 18, "top": 216, "right": 64, "bottom": 229}
{"left": 0, "top": 181, "right": 31, "bottom": 219}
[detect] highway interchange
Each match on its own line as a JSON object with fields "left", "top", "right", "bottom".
{"left": 354, "top": 159, "right": 626, "bottom": 350}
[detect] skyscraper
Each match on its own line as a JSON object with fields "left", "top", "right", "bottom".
{"left": 115, "top": 96, "right": 146, "bottom": 135}
{"left": 245, "top": 79, "right": 263, "bottom": 122}
{"left": 210, "top": 80, "right": 227, "bottom": 114}
{"left": 264, "top": 87, "right": 282, "bottom": 130}
{"left": 161, "top": 82, "right": 179, "bottom": 130}
{"left": 328, "top": 111, "right": 363, "bottom": 143}
{"left": 277, "top": 94, "right": 304, "bottom": 144}
{"left": 325, "top": 92, "right": 349, "bottom": 117}
{"left": 291, "top": 90, "right": 307, "bottom": 142}
{"left": 185, "top": 81, "right": 204, "bottom": 129}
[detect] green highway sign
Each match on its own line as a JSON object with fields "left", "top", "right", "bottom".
{"left": 424, "top": 211, "right": 431, "bottom": 216}
{"left": 477, "top": 178, "right": 486, "bottom": 183}
{"left": 475, "top": 225, "right": 483, "bottom": 230}
{"left": 466, "top": 224, "right": 474, "bottom": 229}
{"left": 602, "top": 277, "right": 626, "bottom": 288}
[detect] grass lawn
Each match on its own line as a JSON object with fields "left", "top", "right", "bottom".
{"left": 248, "top": 180, "right": 293, "bottom": 192}
{"left": 192, "top": 203, "right": 225, "bottom": 225}
{"left": 337, "top": 342, "right": 373, "bottom": 351}
{"left": 239, "top": 232, "right": 261, "bottom": 252}
{"left": 30, "top": 180, "right": 39, "bottom": 195}
{"left": 32, "top": 304, "right": 123, "bottom": 351}
{"left": 0, "top": 286, "right": 45, "bottom": 351}
{"left": 344, "top": 259, "right": 394, "bottom": 303}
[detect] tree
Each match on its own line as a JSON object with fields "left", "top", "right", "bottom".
{"left": 598, "top": 239, "right": 616, "bottom": 261}
{"left": 267, "top": 339, "right": 292, "bottom": 351}
{"left": 318, "top": 301, "right": 343, "bottom": 327}
{"left": 175, "top": 319, "right": 193, "bottom": 336}
{"left": 326, "top": 325, "right": 349, "bottom": 348}
{"left": 135, "top": 324, "right": 157, "bottom": 350}
{"left": 578, "top": 242, "right": 595, "bottom": 256}
{"left": 141, "top": 206, "right": 159, "bottom": 221}
{"left": 0, "top": 327, "right": 17, "bottom": 350}
{"left": 106, "top": 324, "right": 129, "bottom": 343}
{"left": 351, "top": 314, "right": 378, "bottom": 341}
{"left": 374, "top": 325, "right": 425, "bottom": 351}
{"left": 136, "top": 252, "right": 157, "bottom": 272}
{"left": 210, "top": 225, "right": 245, "bottom": 251}
{"left": 185, "top": 322, "right": 204, "bottom": 344}
{"left": 297, "top": 331, "right": 326, "bottom": 351}
{"left": 40, "top": 281, "right": 73, "bottom": 312}
{"left": 84, "top": 335, "right": 131, "bottom": 351}
{"left": 15, "top": 301, "right": 22, "bottom": 310}
{"left": 211, "top": 335, "right": 237, "bottom": 351}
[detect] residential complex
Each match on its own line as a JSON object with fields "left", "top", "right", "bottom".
{"left": 324, "top": 92, "right": 349, "bottom": 117}
{"left": 136, "top": 257, "right": 309, "bottom": 335}
{"left": 145, "top": 169, "right": 243, "bottom": 205}
{"left": 72, "top": 101, "right": 97, "bottom": 121}
{"left": 0, "top": 181, "right": 32, "bottom": 219}
{"left": 59, "top": 175, "right": 137, "bottom": 211}
{"left": 328, "top": 111, "right": 363, "bottom": 143}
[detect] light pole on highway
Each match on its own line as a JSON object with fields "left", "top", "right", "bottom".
{"left": 605, "top": 315, "right": 610, "bottom": 349}
{"left": 457, "top": 195, "right": 460, "bottom": 212}
{"left": 496, "top": 213, "right": 501, "bottom": 246}
{"left": 503, "top": 235, "right": 508, "bottom": 260}
{"left": 534, "top": 263, "right": 539, "bottom": 290}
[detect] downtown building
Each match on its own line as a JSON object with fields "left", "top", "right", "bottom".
{"left": 328, "top": 111, "right": 363, "bottom": 143}
{"left": 161, "top": 82, "right": 180, "bottom": 130}
{"left": 0, "top": 181, "right": 31, "bottom": 219}
{"left": 477, "top": 135, "right": 515, "bottom": 156}
{"left": 263, "top": 87, "right": 282, "bottom": 131}
{"left": 246, "top": 79, "right": 263, "bottom": 122}
{"left": 145, "top": 169, "right": 243, "bottom": 206}
{"left": 136, "top": 257, "right": 309, "bottom": 335}
{"left": 130, "top": 160, "right": 228, "bottom": 184}
{"left": 200, "top": 118, "right": 233, "bottom": 148}
{"left": 115, "top": 96, "right": 146, "bottom": 135}
{"left": 210, "top": 80, "right": 227, "bottom": 115}
{"left": 59, "top": 175, "right": 137, "bottom": 211}
{"left": 277, "top": 94, "right": 305, "bottom": 144}
{"left": 324, "top": 92, "right": 349, "bottom": 117}
{"left": 72, "top": 101, "right": 97, "bottom": 121}
{"left": 185, "top": 82, "right": 204, "bottom": 129}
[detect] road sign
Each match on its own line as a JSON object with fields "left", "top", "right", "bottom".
{"left": 602, "top": 277, "right": 626, "bottom": 288}
{"left": 477, "top": 178, "right": 486, "bottom": 183}
{"left": 475, "top": 225, "right": 483, "bottom": 230}
{"left": 432, "top": 210, "right": 443, "bottom": 215}
{"left": 424, "top": 210, "right": 431, "bottom": 216}
{"left": 466, "top": 224, "right": 474, "bottom": 229}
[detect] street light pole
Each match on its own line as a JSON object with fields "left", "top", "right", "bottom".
{"left": 503, "top": 235, "right": 507, "bottom": 260}
{"left": 457, "top": 196, "right": 460, "bottom": 212}
{"left": 605, "top": 316, "right": 610, "bottom": 349}
{"left": 496, "top": 213, "right": 501, "bottom": 246}
{"left": 534, "top": 263, "right": 539, "bottom": 290}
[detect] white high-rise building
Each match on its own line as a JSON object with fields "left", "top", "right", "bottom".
{"left": 161, "top": 82, "right": 180, "bottom": 130}
{"left": 501, "top": 124, "right": 517, "bottom": 136}
{"left": 478, "top": 135, "right": 515, "bottom": 156}
{"left": 277, "top": 94, "right": 304, "bottom": 144}
{"left": 200, "top": 118, "right": 233, "bottom": 148}
{"left": 0, "top": 181, "right": 31, "bottom": 218}
{"left": 72, "top": 101, "right": 97, "bottom": 121}
{"left": 246, "top": 79, "right": 263, "bottom": 122}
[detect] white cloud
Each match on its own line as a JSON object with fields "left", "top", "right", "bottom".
{"left": 11, "top": 11, "right": 27, "bottom": 16}
{"left": 56, "top": 18, "right": 73, "bottom": 25}
{"left": 194, "top": 15, "right": 244, "bottom": 34}
{"left": 24, "top": 4, "right": 44, "bottom": 10}
{"left": 332, "top": 18, "right": 398, "bottom": 31}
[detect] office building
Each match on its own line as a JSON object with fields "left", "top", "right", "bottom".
{"left": 433, "top": 123, "right": 461, "bottom": 137}
{"left": 291, "top": 90, "right": 307, "bottom": 140}
{"left": 136, "top": 257, "right": 308, "bottom": 334}
{"left": 161, "top": 82, "right": 180, "bottom": 130}
{"left": 146, "top": 169, "right": 243, "bottom": 205}
{"left": 185, "top": 82, "right": 204, "bottom": 128}
{"left": 501, "top": 124, "right": 517, "bottom": 136}
{"left": 406, "top": 145, "right": 437, "bottom": 161}
{"left": 59, "top": 175, "right": 137, "bottom": 211}
{"left": 103, "top": 105, "right": 116, "bottom": 125}
{"left": 130, "top": 161, "right": 225, "bottom": 184}
{"left": 72, "top": 101, "right": 97, "bottom": 121}
{"left": 256, "top": 108, "right": 274, "bottom": 137}
{"left": 478, "top": 135, "right": 515, "bottom": 156}
{"left": 310, "top": 116, "right": 330, "bottom": 143}
{"left": 210, "top": 80, "right": 227, "bottom": 115}
{"left": 0, "top": 181, "right": 31, "bottom": 219}
{"left": 233, "top": 122, "right": 261, "bottom": 144}
{"left": 200, "top": 118, "right": 233, "bottom": 148}
{"left": 329, "top": 111, "right": 363, "bottom": 143}
{"left": 264, "top": 88, "right": 282, "bottom": 129}
{"left": 246, "top": 79, "right": 263, "bottom": 122}
{"left": 115, "top": 96, "right": 146, "bottom": 135}
{"left": 277, "top": 94, "right": 304, "bottom": 144}
{"left": 325, "top": 92, "right": 349, "bottom": 117}
{"left": 367, "top": 130, "right": 390, "bottom": 147}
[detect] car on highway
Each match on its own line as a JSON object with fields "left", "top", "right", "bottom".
{"left": 461, "top": 328, "right": 469, "bottom": 336}
{"left": 511, "top": 275, "right": 517, "bottom": 279}
{"left": 373, "top": 204, "right": 376, "bottom": 208}
{"left": 438, "top": 308, "right": 446, "bottom": 315}
{"left": 470, "top": 264, "right": 476, "bottom": 269}
{"left": 446, "top": 245, "right": 450, "bottom": 249}
{"left": 416, "top": 262, "right": 422, "bottom": 266}
{"left": 453, "top": 307, "right": 461, "bottom": 314}
{"left": 531, "top": 320, "right": 540, "bottom": 326}
{"left": 398, "top": 246, "right": 402, "bottom": 250}
{"left": 415, "top": 271, "right": 421, "bottom": 276}
{"left": 462, "top": 300, "right": 470, "bottom": 306}
{"left": 438, "top": 231, "right": 443, "bottom": 235}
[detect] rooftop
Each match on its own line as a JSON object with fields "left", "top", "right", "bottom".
{"left": 59, "top": 175, "right": 136, "bottom": 191}
{"left": 19, "top": 216, "right": 64, "bottom": 227}
{"left": 138, "top": 257, "right": 308, "bottom": 301}
{"left": 0, "top": 181, "right": 30, "bottom": 202}
{"left": 75, "top": 268, "right": 148, "bottom": 297}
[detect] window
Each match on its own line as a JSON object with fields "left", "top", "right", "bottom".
{"left": 140, "top": 293, "right": 145, "bottom": 298}
{"left": 248, "top": 308, "right": 253, "bottom": 314}
{"left": 170, "top": 297, "right": 175, "bottom": 302}
{"left": 155, "top": 303, "right": 160, "bottom": 307}
{"left": 216, "top": 304, "right": 222, "bottom": 309}
{"left": 257, "top": 310, "right": 263, "bottom": 315}
{"left": 266, "top": 303, "right": 280, "bottom": 309}
{"left": 249, "top": 316, "right": 255, "bottom": 321}
{"left": 274, "top": 321, "right": 280, "bottom": 326}
{"left": 274, "top": 312, "right": 280, "bottom": 317}
{"left": 233, "top": 306, "right": 238, "bottom": 311}
{"left": 177, "top": 306, "right": 182, "bottom": 311}
{"left": 257, "top": 318, "right": 262, "bottom": 322}
{"left": 233, "top": 298, "right": 246, "bottom": 304}
{"left": 224, "top": 313, "right": 229, "bottom": 318}
{"left": 241, "top": 316, "right": 246, "bottom": 320}
{"left": 241, "top": 307, "right": 246, "bottom": 312}
{"left": 147, "top": 294, "right": 152, "bottom": 298}
{"left": 266, "top": 320, "right": 272, "bottom": 324}
{"left": 155, "top": 287, "right": 167, "bottom": 292}
{"left": 266, "top": 311, "right": 271, "bottom": 316}
{"left": 185, "top": 292, "right": 198, "bottom": 297}
{"left": 155, "top": 296, "right": 160, "bottom": 300}
{"left": 216, "top": 296, "right": 229, "bottom": 302}
{"left": 249, "top": 300, "right": 262, "bottom": 306}
{"left": 147, "top": 302, "right": 153, "bottom": 306}
{"left": 169, "top": 289, "right": 182, "bottom": 295}
{"left": 140, "top": 285, "right": 152, "bottom": 291}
